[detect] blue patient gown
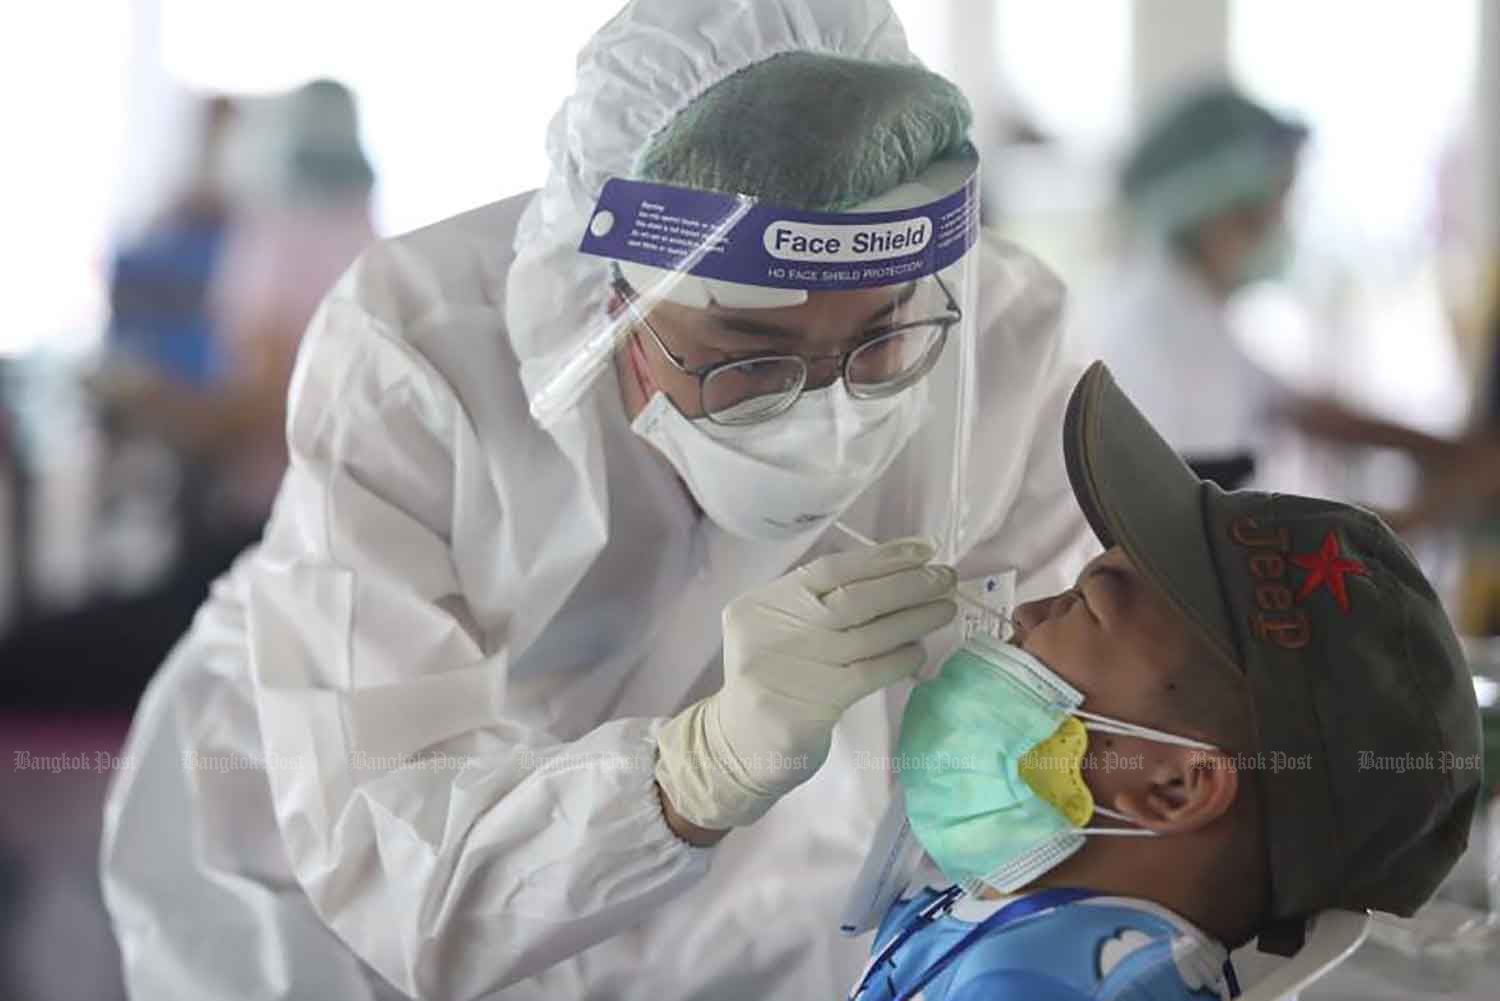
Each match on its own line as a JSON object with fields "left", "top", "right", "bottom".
{"left": 851, "top": 886, "right": 1234, "bottom": 1001}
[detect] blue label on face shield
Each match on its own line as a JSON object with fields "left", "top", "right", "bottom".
{"left": 577, "top": 163, "right": 979, "bottom": 291}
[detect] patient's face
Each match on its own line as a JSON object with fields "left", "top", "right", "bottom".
{"left": 1011, "top": 547, "right": 1207, "bottom": 741}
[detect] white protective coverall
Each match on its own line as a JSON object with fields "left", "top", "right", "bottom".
{"left": 1078, "top": 244, "right": 1283, "bottom": 468}
{"left": 99, "top": 2, "right": 1094, "bottom": 998}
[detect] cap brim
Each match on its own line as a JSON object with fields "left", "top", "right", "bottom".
{"left": 1063, "top": 362, "right": 1240, "bottom": 670}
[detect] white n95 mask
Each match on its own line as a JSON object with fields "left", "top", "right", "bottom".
{"left": 631, "top": 383, "right": 927, "bottom": 541}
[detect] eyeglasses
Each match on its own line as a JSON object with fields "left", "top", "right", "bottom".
{"left": 613, "top": 269, "right": 960, "bottom": 426}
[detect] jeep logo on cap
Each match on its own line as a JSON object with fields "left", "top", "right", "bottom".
{"left": 1230, "top": 517, "right": 1311, "bottom": 650}
{"left": 1230, "top": 518, "right": 1372, "bottom": 650}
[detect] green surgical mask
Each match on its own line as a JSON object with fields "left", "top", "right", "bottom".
{"left": 896, "top": 638, "right": 1219, "bottom": 895}
{"left": 1234, "top": 224, "right": 1294, "bottom": 287}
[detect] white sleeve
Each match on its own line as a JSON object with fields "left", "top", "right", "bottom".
{"left": 956, "top": 239, "right": 1101, "bottom": 602}
{"left": 245, "top": 295, "right": 710, "bottom": 1000}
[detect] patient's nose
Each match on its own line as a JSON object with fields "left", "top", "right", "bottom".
{"left": 1013, "top": 596, "right": 1053, "bottom": 635}
{"left": 1013, "top": 590, "right": 1080, "bottom": 637}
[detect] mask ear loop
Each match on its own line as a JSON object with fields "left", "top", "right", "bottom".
{"left": 1071, "top": 712, "right": 1221, "bottom": 837}
{"left": 1072, "top": 710, "right": 1220, "bottom": 751}
{"left": 1086, "top": 806, "right": 1159, "bottom": 835}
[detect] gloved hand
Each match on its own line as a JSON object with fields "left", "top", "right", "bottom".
{"left": 655, "top": 537, "right": 957, "bottom": 831}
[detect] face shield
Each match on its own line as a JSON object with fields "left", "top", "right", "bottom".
{"left": 529, "top": 146, "right": 982, "bottom": 559}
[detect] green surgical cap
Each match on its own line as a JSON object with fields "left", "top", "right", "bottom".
{"left": 1121, "top": 85, "right": 1307, "bottom": 235}
{"left": 635, "top": 52, "right": 972, "bottom": 212}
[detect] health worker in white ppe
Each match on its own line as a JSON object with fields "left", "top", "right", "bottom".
{"left": 99, "top": 2, "right": 1094, "bottom": 999}
{"left": 1076, "top": 85, "right": 1308, "bottom": 491}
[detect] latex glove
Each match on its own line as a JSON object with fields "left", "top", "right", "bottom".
{"left": 655, "top": 537, "right": 957, "bottom": 831}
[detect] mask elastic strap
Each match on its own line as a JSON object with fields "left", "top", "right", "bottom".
{"left": 1074, "top": 710, "right": 1219, "bottom": 752}
{"left": 1083, "top": 805, "right": 1159, "bottom": 837}
{"left": 1075, "top": 712, "right": 1218, "bottom": 840}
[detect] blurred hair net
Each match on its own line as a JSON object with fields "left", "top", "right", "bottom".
{"left": 228, "top": 79, "right": 373, "bottom": 204}
{"left": 1121, "top": 85, "right": 1307, "bottom": 239}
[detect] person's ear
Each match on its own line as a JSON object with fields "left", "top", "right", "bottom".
{"left": 1111, "top": 746, "right": 1238, "bottom": 835}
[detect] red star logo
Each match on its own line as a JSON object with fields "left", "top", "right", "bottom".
{"left": 1291, "top": 530, "right": 1369, "bottom": 614}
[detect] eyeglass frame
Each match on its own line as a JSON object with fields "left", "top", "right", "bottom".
{"left": 611, "top": 264, "right": 962, "bottom": 426}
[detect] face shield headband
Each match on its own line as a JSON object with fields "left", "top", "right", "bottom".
{"left": 524, "top": 146, "right": 981, "bottom": 428}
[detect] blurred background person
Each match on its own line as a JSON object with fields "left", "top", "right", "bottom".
{"left": 204, "top": 79, "right": 377, "bottom": 528}
{"left": 99, "top": 78, "right": 376, "bottom": 548}
{"left": 1072, "top": 80, "right": 1477, "bottom": 513}
{"left": 84, "top": 94, "right": 239, "bottom": 628}
{"left": 1453, "top": 320, "right": 1500, "bottom": 635}
{"left": 1073, "top": 85, "right": 1308, "bottom": 489}
{"left": 1288, "top": 293, "right": 1500, "bottom": 636}
{"left": 104, "top": 94, "right": 237, "bottom": 390}
{"left": 0, "top": 80, "right": 376, "bottom": 712}
{"left": 0, "top": 75, "right": 375, "bottom": 1001}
